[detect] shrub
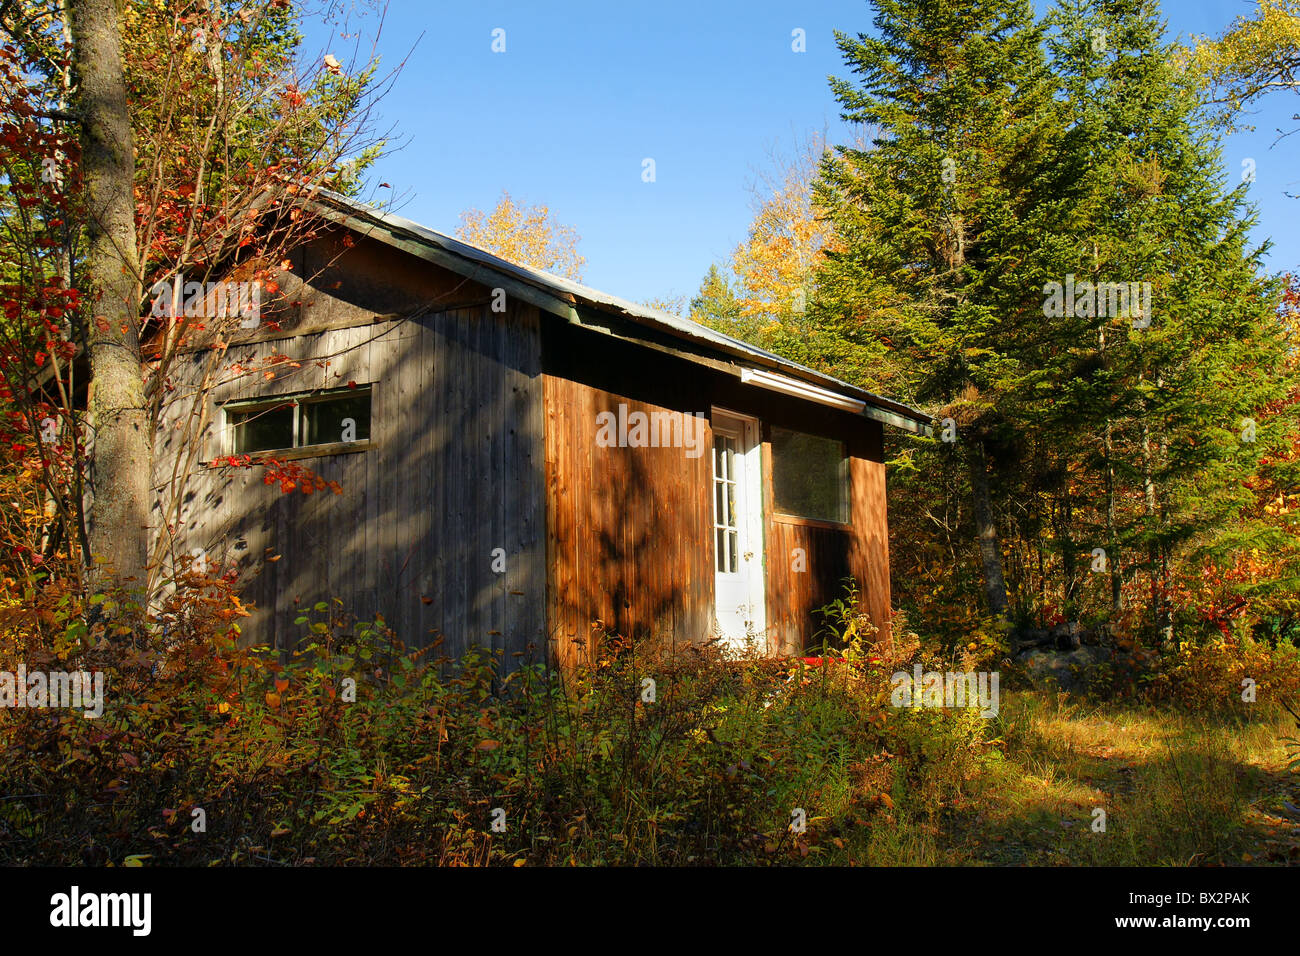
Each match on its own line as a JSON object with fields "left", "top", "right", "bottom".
{"left": 0, "top": 574, "right": 1000, "bottom": 866}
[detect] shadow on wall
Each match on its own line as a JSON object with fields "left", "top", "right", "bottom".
{"left": 155, "top": 300, "right": 548, "bottom": 673}
{"left": 545, "top": 374, "right": 717, "bottom": 671}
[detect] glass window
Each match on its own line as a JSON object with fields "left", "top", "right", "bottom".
{"left": 228, "top": 402, "right": 294, "bottom": 454}
{"left": 301, "top": 392, "right": 371, "bottom": 446}
{"left": 770, "top": 427, "right": 847, "bottom": 523}
{"left": 227, "top": 386, "right": 371, "bottom": 454}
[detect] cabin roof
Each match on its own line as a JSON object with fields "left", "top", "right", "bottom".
{"left": 307, "top": 189, "right": 933, "bottom": 436}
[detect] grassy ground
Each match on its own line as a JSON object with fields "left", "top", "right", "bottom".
{"left": 924, "top": 693, "right": 1300, "bottom": 866}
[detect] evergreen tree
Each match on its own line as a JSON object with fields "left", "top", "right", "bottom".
{"left": 815, "top": 0, "right": 1058, "bottom": 622}
{"left": 1043, "top": 0, "right": 1297, "bottom": 638}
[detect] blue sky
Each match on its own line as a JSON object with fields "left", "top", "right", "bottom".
{"left": 303, "top": 1, "right": 1299, "bottom": 305}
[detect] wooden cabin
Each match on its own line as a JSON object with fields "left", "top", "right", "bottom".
{"left": 152, "top": 192, "right": 931, "bottom": 669}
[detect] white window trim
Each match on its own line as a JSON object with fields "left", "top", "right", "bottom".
{"left": 711, "top": 406, "right": 767, "bottom": 642}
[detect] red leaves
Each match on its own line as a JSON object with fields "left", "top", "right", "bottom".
{"left": 214, "top": 454, "right": 341, "bottom": 496}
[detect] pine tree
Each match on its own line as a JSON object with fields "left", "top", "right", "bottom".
{"left": 1043, "top": 0, "right": 1298, "bottom": 639}
{"left": 815, "top": 0, "right": 1058, "bottom": 622}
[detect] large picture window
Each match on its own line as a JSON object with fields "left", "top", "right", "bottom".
{"left": 225, "top": 386, "right": 372, "bottom": 455}
{"left": 770, "top": 426, "right": 847, "bottom": 524}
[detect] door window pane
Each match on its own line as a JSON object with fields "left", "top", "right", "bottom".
{"left": 712, "top": 434, "right": 740, "bottom": 574}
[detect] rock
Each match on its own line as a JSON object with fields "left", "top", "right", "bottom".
{"left": 1012, "top": 628, "right": 1052, "bottom": 653}
{"left": 1050, "top": 621, "right": 1082, "bottom": 651}
{"left": 1018, "top": 645, "right": 1111, "bottom": 691}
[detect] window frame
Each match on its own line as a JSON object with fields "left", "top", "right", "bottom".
{"left": 767, "top": 425, "right": 851, "bottom": 529}
{"left": 220, "top": 384, "right": 374, "bottom": 461}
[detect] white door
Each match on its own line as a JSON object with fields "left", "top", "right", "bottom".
{"left": 711, "top": 411, "right": 766, "bottom": 649}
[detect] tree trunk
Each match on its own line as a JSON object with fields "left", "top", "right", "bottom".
{"left": 967, "top": 439, "right": 1009, "bottom": 619}
{"left": 70, "top": 0, "right": 149, "bottom": 593}
{"left": 1103, "top": 419, "right": 1122, "bottom": 614}
{"left": 1141, "top": 418, "right": 1173, "bottom": 644}
{"left": 1053, "top": 492, "right": 1077, "bottom": 613}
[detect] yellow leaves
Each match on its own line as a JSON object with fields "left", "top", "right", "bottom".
{"left": 265, "top": 691, "right": 281, "bottom": 708}
{"left": 456, "top": 191, "right": 586, "bottom": 280}
{"left": 1118, "top": 153, "right": 1167, "bottom": 201}
{"left": 1187, "top": 0, "right": 1300, "bottom": 124}
{"left": 722, "top": 137, "right": 837, "bottom": 321}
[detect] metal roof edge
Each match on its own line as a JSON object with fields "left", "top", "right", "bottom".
{"left": 304, "top": 189, "right": 934, "bottom": 432}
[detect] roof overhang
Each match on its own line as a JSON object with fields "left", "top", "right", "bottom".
{"left": 303, "top": 190, "right": 934, "bottom": 437}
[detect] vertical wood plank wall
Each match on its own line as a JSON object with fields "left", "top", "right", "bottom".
{"left": 848, "top": 448, "right": 892, "bottom": 644}
{"left": 760, "top": 424, "right": 891, "bottom": 655}
{"left": 542, "top": 375, "right": 714, "bottom": 668}
{"left": 152, "top": 254, "right": 547, "bottom": 667}
{"left": 541, "top": 316, "right": 894, "bottom": 662}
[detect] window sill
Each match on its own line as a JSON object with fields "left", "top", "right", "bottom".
{"left": 205, "top": 439, "right": 373, "bottom": 466}
{"left": 772, "top": 513, "right": 852, "bottom": 532}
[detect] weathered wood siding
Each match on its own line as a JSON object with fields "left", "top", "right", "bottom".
{"left": 542, "top": 374, "right": 715, "bottom": 668}
{"left": 152, "top": 235, "right": 547, "bottom": 667}
{"left": 762, "top": 425, "right": 891, "bottom": 655}
{"left": 541, "top": 315, "right": 892, "bottom": 660}
{"left": 848, "top": 447, "right": 892, "bottom": 643}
